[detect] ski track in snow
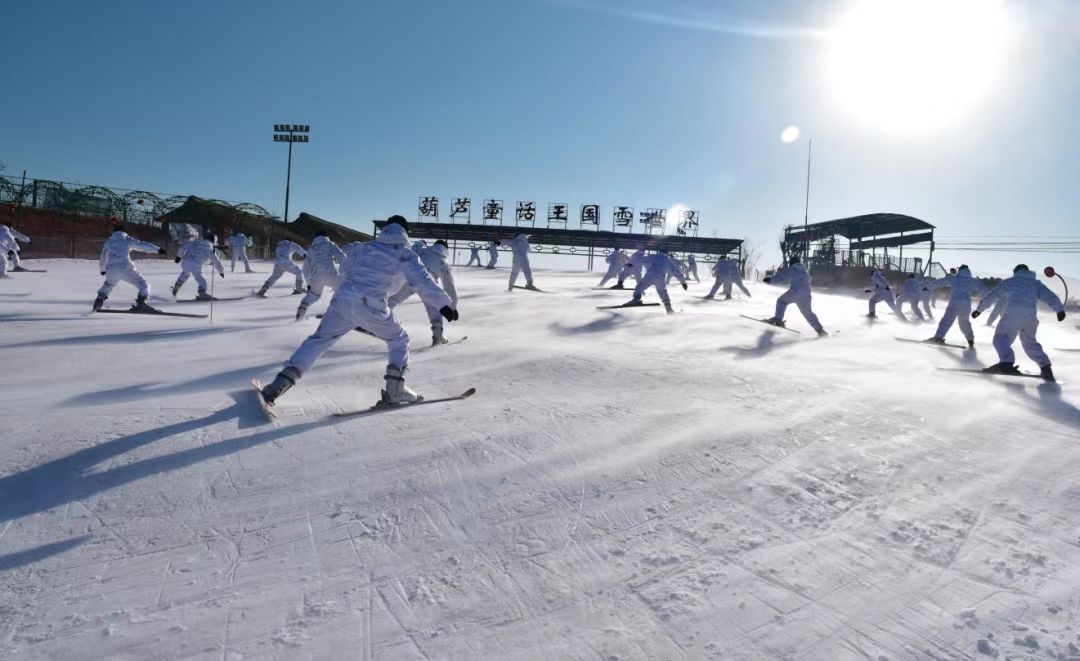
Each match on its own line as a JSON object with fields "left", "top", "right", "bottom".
{"left": 1, "top": 259, "right": 1080, "bottom": 660}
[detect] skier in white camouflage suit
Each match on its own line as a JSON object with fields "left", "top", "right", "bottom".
{"left": 972, "top": 263, "right": 1066, "bottom": 380}
{"left": 614, "top": 247, "right": 645, "bottom": 289}
{"left": 598, "top": 248, "right": 627, "bottom": 287}
{"left": 686, "top": 254, "right": 700, "bottom": 282}
{"left": 923, "top": 265, "right": 986, "bottom": 348}
{"left": 171, "top": 229, "right": 225, "bottom": 300}
{"left": 504, "top": 234, "right": 538, "bottom": 291}
{"left": 259, "top": 216, "right": 458, "bottom": 408}
{"left": 918, "top": 275, "right": 936, "bottom": 320}
{"left": 389, "top": 239, "right": 459, "bottom": 345}
{"left": 466, "top": 244, "right": 482, "bottom": 267}
{"left": 485, "top": 239, "right": 499, "bottom": 269}
{"left": 93, "top": 226, "right": 166, "bottom": 311}
{"left": 894, "top": 274, "right": 926, "bottom": 321}
{"left": 706, "top": 256, "right": 751, "bottom": 300}
{"left": 295, "top": 230, "right": 347, "bottom": 321}
{"left": 623, "top": 249, "right": 687, "bottom": 314}
{"left": 257, "top": 239, "right": 306, "bottom": 296}
{"left": 865, "top": 269, "right": 898, "bottom": 318}
{"left": 226, "top": 232, "right": 254, "bottom": 273}
{"left": 763, "top": 256, "right": 827, "bottom": 335}
{"left": 0, "top": 224, "right": 31, "bottom": 276}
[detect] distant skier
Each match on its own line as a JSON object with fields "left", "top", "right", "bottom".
{"left": 466, "top": 244, "right": 482, "bottom": 267}
{"left": 505, "top": 234, "right": 538, "bottom": 291}
{"left": 865, "top": 269, "right": 898, "bottom": 318}
{"left": 295, "top": 230, "right": 346, "bottom": 321}
{"left": 0, "top": 224, "right": 30, "bottom": 275}
{"left": 485, "top": 240, "right": 499, "bottom": 269}
{"left": 972, "top": 263, "right": 1066, "bottom": 380}
{"left": 923, "top": 265, "right": 986, "bottom": 348}
{"left": 171, "top": 229, "right": 225, "bottom": 300}
{"left": 918, "top": 275, "right": 936, "bottom": 319}
{"left": 623, "top": 249, "right": 687, "bottom": 314}
{"left": 93, "top": 226, "right": 166, "bottom": 311}
{"left": 258, "top": 215, "right": 458, "bottom": 408}
{"left": 763, "top": 256, "right": 827, "bottom": 335}
{"left": 226, "top": 232, "right": 254, "bottom": 273}
{"left": 894, "top": 274, "right": 926, "bottom": 321}
{"left": 598, "top": 248, "right": 627, "bottom": 287}
{"left": 257, "top": 239, "right": 306, "bottom": 297}
{"left": 686, "top": 254, "right": 700, "bottom": 282}
{"left": 615, "top": 247, "right": 646, "bottom": 289}
{"left": 706, "top": 256, "right": 751, "bottom": 300}
{"left": 389, "top": 239, "right": 459, "bottom": 346}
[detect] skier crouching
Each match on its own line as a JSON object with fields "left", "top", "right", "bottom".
{"left": 865, "top": 269, "right": 898, "bottom": 318}
{"left": 296, "top": 230, "right": 346, "bottom": 321}
{"left": 259, "top": 216, "right": 458, "bottom": 408}
{"left": 624, "top": 249, "right": 686, "bottom": 314}
{"left": 93, "top": 226, "right": 166, "bottom": 311}
{"left": 257, "top": 239, "right": 306, "bottom": 296}
{"left": 972, "top": 263, "right": 1065, "bottom": 380}
{"left": 763, "top": 256, "right": 827, "bottom": 335}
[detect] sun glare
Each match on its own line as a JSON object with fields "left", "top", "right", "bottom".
{"left": 829, "top": 0, "right": 1011, "bottom": 132}
{"left": 781, "top": 126, "right": 801, "bottom": 143}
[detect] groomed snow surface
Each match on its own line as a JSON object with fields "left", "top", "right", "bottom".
{"left": 2, "top": 259, "right": 1080, "bottom": 661}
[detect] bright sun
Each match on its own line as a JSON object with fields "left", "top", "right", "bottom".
{"left": 829, "top": 0, "right": 1011, "bottom": 132}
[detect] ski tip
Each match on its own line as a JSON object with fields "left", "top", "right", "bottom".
{"left": 462, "top": 387, "right": 477, "bottom": 397}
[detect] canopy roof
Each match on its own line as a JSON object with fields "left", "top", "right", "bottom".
{"left": 784, "top": 213, "right": 935, "bottom": 244}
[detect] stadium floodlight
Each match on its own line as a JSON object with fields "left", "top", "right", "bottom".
{"left": 272, "top": 123, "right": 311, "bottom": 226}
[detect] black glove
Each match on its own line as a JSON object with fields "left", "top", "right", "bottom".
{"left": 158, "top": 248, "right": 167, "bottom": 255}
{"left": 219, "top": 272, "right": 225, "bottom": 278}
{"left": 864, "top": 289, "right": 872, "bottom": 293}
{"left": 885, "top": 286, "right": 890, "bottom": 291}
{"left": 440, "top": 305, "right": 459, "bottom": 322}
{"left": 763, "top": 277, "right": 771, "bottom": 284}
{"left": 100, "top": 271, "right": 106, "bottom": 276}
{"left": 25, "top": 238, "right": 31, "bottom": 244}
{"left": 971, "top": 310, "right": 981, "bottom": 319}
{"left": 1059, "top": 311, "right": 1067, "bottom": 322}
{"left": 681, "top": 283, "right": 688, "bottom": 290}
{"left": 923, "top": 288, "right": 929, "bottom": 291}
{"left": 174, "top": 256, "right": 181, "bottom": 264}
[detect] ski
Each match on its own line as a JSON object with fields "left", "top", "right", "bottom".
{"left": 11, "top": 268, "right": 47, "bottom": 273}
{"left": 895, "top": 337, "right": 970, "bottom": 350}
{"left": 937, "top": 367, "right": 1059, "bottom": 383}
{"left": 415, "top": 336, "right": 469, "bottom": 353}
{"left": 251, "top": 378, "right": 278, "bottom": 419}
{"left": 512, "top": 286, "right": 552, "bottom": 293}
{"left": 333, "top": 387, "right": 477, "bottom": 418}
{"left": 0, "top": 293, "right": 31, "bottom": 297}
{"left": 175, "top": 296, "right": 248, "bottom": 303}
{"left": 596, "top": 303, "right": 660, "bottom": 310}
{"left": 94, "top": 308, "right": 208, "bottom": 319}
{"left": 739, "top": 314, "right": 802, "bottom": 334}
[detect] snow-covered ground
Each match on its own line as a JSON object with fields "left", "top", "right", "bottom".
{"left": 2, "top": 259, "right": 1080, "bottom": 661}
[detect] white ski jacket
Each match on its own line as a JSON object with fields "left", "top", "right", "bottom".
{"left": 417, "top": 244, "right": 458, "bottom": 306}
{"left": 976, "top": 269, "right": 1064, "bottom": 320}
{"left": 933, "top": 267, "right": 986, "bottom": 302}
{"left": 179, "top": 238, "right": 224, "bottom": 273}
{"left": 769, "top": 264, "right": 812, "bottom": 298}
{"left": 274, "top": 240, "right": 306, "bottom": 264}
{"left": 338, "top": 224, "right": 451, "bottom": 313}
{"left": 303, "top": 235, "right": 346, "bottom": 279}
{"left": 99, "top": 232, "right": 161, "bottom": 272}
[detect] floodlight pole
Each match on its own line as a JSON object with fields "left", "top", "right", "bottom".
{"left": 803, "top": 138, "right": 812, "bottom": 261}
{"left": 272, "top": 123, "right": 310, "bottom": 230}
{"left": 284, "top": 139, "right": 293, "bottom": 228}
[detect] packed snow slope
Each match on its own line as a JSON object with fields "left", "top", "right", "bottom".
{"left": 2, "top": 259, "right": 1080, "bottom": 661}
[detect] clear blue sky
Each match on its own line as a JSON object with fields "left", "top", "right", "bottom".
{"left": 3, "top": 0, "right": 1078, "bottom": 275}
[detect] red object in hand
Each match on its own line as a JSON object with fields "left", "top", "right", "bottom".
{"left": 1044, "top": 266, "right": 1056, "bottom": 278}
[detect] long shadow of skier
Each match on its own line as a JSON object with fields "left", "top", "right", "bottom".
{"left": 3, "top": 325, "right": 250, "bottom": 349}
{"left": 1002, "top": 381, "right": 1080, "bottom": 429}
{"left": 548, "top": 311, "right": 629, "bottom": 336}
{"left": 937, "top": 345, "right": 982, "bottom": 368}
{"left": 0, "top": 536, "right": 91, "bottom": 571}
{"left": 0, "top": 391, "right": 337, "bottom": 526}
{"left": 717, "top": 329, "right": 794, "bottom": 360}
{"left": 60, "top": 363, "right": 284, "bottom": 407}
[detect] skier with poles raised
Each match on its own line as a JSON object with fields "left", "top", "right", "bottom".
{"left": 598, "top": 248, "right": 627, "bottom": 288}
{"left": 295, "top": 229, "right": 346, "bottom": 321}
{"left": 762, "top": 256, "right": 827, "bottom": 335}
{"left": 466, "top": 244, "right": 482, "bottom": 267}
{"left": 622, "top": 248, "right": 687, "bottom": 314}
{"left": 257, "top": 215, "right": 458, "bottom": 409}
{"left": 226, "top": 232, "right": 255, "bottom": 273}
{"left": 865, "top": 269, "right": 898, "bottom": 318}
{"left": 971, "top": 263, "right": 1066, "bottom": 380}
{"left": 389, "top": 239, "right": 459, "bottom": 346}
{"left": 171, "top": 228, "right": 225, "bottom": 300}
{"left": 257, "top": 239, "right": 306, "bottom": 297}
{"left": 92, "top": 225, "right": 166, "bottom": 312}
{"left": 706, "top": 255, "right": 752, "bottom": 300}
{"left": 505, "top": 234, "right": 539, "bottom": 291}
{"left": 923, "top": 265, "right": 986, "bottom": 348}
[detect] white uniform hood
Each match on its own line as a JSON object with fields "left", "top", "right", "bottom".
{"left": 377, "top": 224, "right": 410, "bottom": 246}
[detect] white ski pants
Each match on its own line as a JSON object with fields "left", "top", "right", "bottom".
{"left": 99, "top": 266, "right": 150, "bottom": 298}
{"left": 618, "top": 264, "right": 642, "bottom": 285}
{"left": 708, "top": 275, "right": 751, "bottom": 299}
{"left": 299, "top": 272, "right": 341, "bottom": 308}
{"left": 485, "top": 250, "right": 498, "bottom": 269}
{"left": 919, "top": 292, "right": 934, "bottom": 319}
{"left": 868, "top": 290, "right": 897, "bottom": 315}
{"left": 264, "top": 261, "right": 304, "bottom": 290}
{"left": 509, "top": 259, "right": 533, "bottom": 288}
{"left": 466, "top": 252, "right": 481, "bottom": 266}
{"left": 230, "top": 250, "right": 251, "bottom": 272}
{"left": 634, "top": 271, "right": 672, "bottom": 305}
{"left": 285, "top": 294, "right": 411, "bottom": 375}
{"left": 774, "top": 292, "right": 824, "bottom": 333}
{"left": 176, "top": 258, "right": 209, "bottom": 293}
{"left": 388, "top": 285, "right": 443, "bottom": 324}
{"left": 993, "top": 316, "right": 1050, "bottom": 367}
{"left": 934, "top": 299, "right": 974, "bottom": 342}
{"left": 895, "top": 293, "right": 924, "bottom": 320}
{"left": 598, "top": 263, "right": 620, "bottom": 286}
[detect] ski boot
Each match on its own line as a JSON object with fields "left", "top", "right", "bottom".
{"left": 1040, "top": 364, "right": 1056, "bottom": 382}
{"left": 664, "top": 303, "right": 675, "bottom": 314}
{"left": 611, "top": 282, "right": 625, "bottom": 290}
{"left": 170, "top": 282, "right": 181, "bottom": 297}
{"left": 816, "top": 328, "right": 829, "bottom": 337}
{"left": 866, "top": 312, "right": 876, "bottom": 318}
{"left": 381, "top": 365, "right": 422, "bottom": 405}
{"left": 724, "top": 295, "right": 732, "bottom": 300}
{"left": 966, "top": 338, "right": 975, "bottom": 349}
{"left": 292, "top": 285, "right": 305, "bottom": 295}
{"left": 195, "top": 290, "right": 213, "bottom": 301}
{"left": 624, "top": 297, "right": 645, "bottom": 307}
{"left": 923, "top": 336, "right": 946, "bottom": 345}
{"left": 982, "top": 362, "right": 1021, "bottom": 375}
{"left": 92, "top": 295, "right": 107, "bottom": 312}
{"left": 524, "top": 283, "right": 540, "bottom": 292}
{"left": 261, "top": 366, "right": 300, "bottom": 406}
{"left": 431, "top": 321, "right": 448, "bottom": 347}
{"left": 764, "top": 317, "right": 786, "bottom": 328}
{"left": 12, "top": 266, "right": 29, "bottom": 273}
{"left": 295, "top": 304, "right": 308, "bottom": 322}
{"left": 131, "top": 294, "right": 157, "bottom": 312}
{"left": 255, "top": 285, "right": 269, "bottom": 298}
{"left": 703, "top": 294, "right": 714, "bottom": 300}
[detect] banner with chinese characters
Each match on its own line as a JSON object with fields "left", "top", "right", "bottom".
{"left": 579, "top": 204, "right": 600, "bottom": 229}
{"left": 515, "top": 201, "right": 537, "bottom": 226}
{"left": 418, "top": 196, "right": 439, "bottom": 221}
{"left": 677, "top": 210, "right": 699, "bottom": 236}
{"left": 482, "top": 199, "right": 503, "bottom": 225}
{"left": 613, "top": 206, "right": 634, "bottom": 232}
{"left": 547, "top": 202, "right": 569, "bottom": 227}
{"left": 640, "top": 208, "right": 666, "bottom": 233}
{"left": 450, "top": 197, "right": 471, "bottom": 223}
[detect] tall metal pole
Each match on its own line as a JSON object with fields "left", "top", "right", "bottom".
{"left": 284, "top": 139, "right": 293, "bottom": 226}
{"left": 803, "top": 138, "right": 812, "bottom": 261}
